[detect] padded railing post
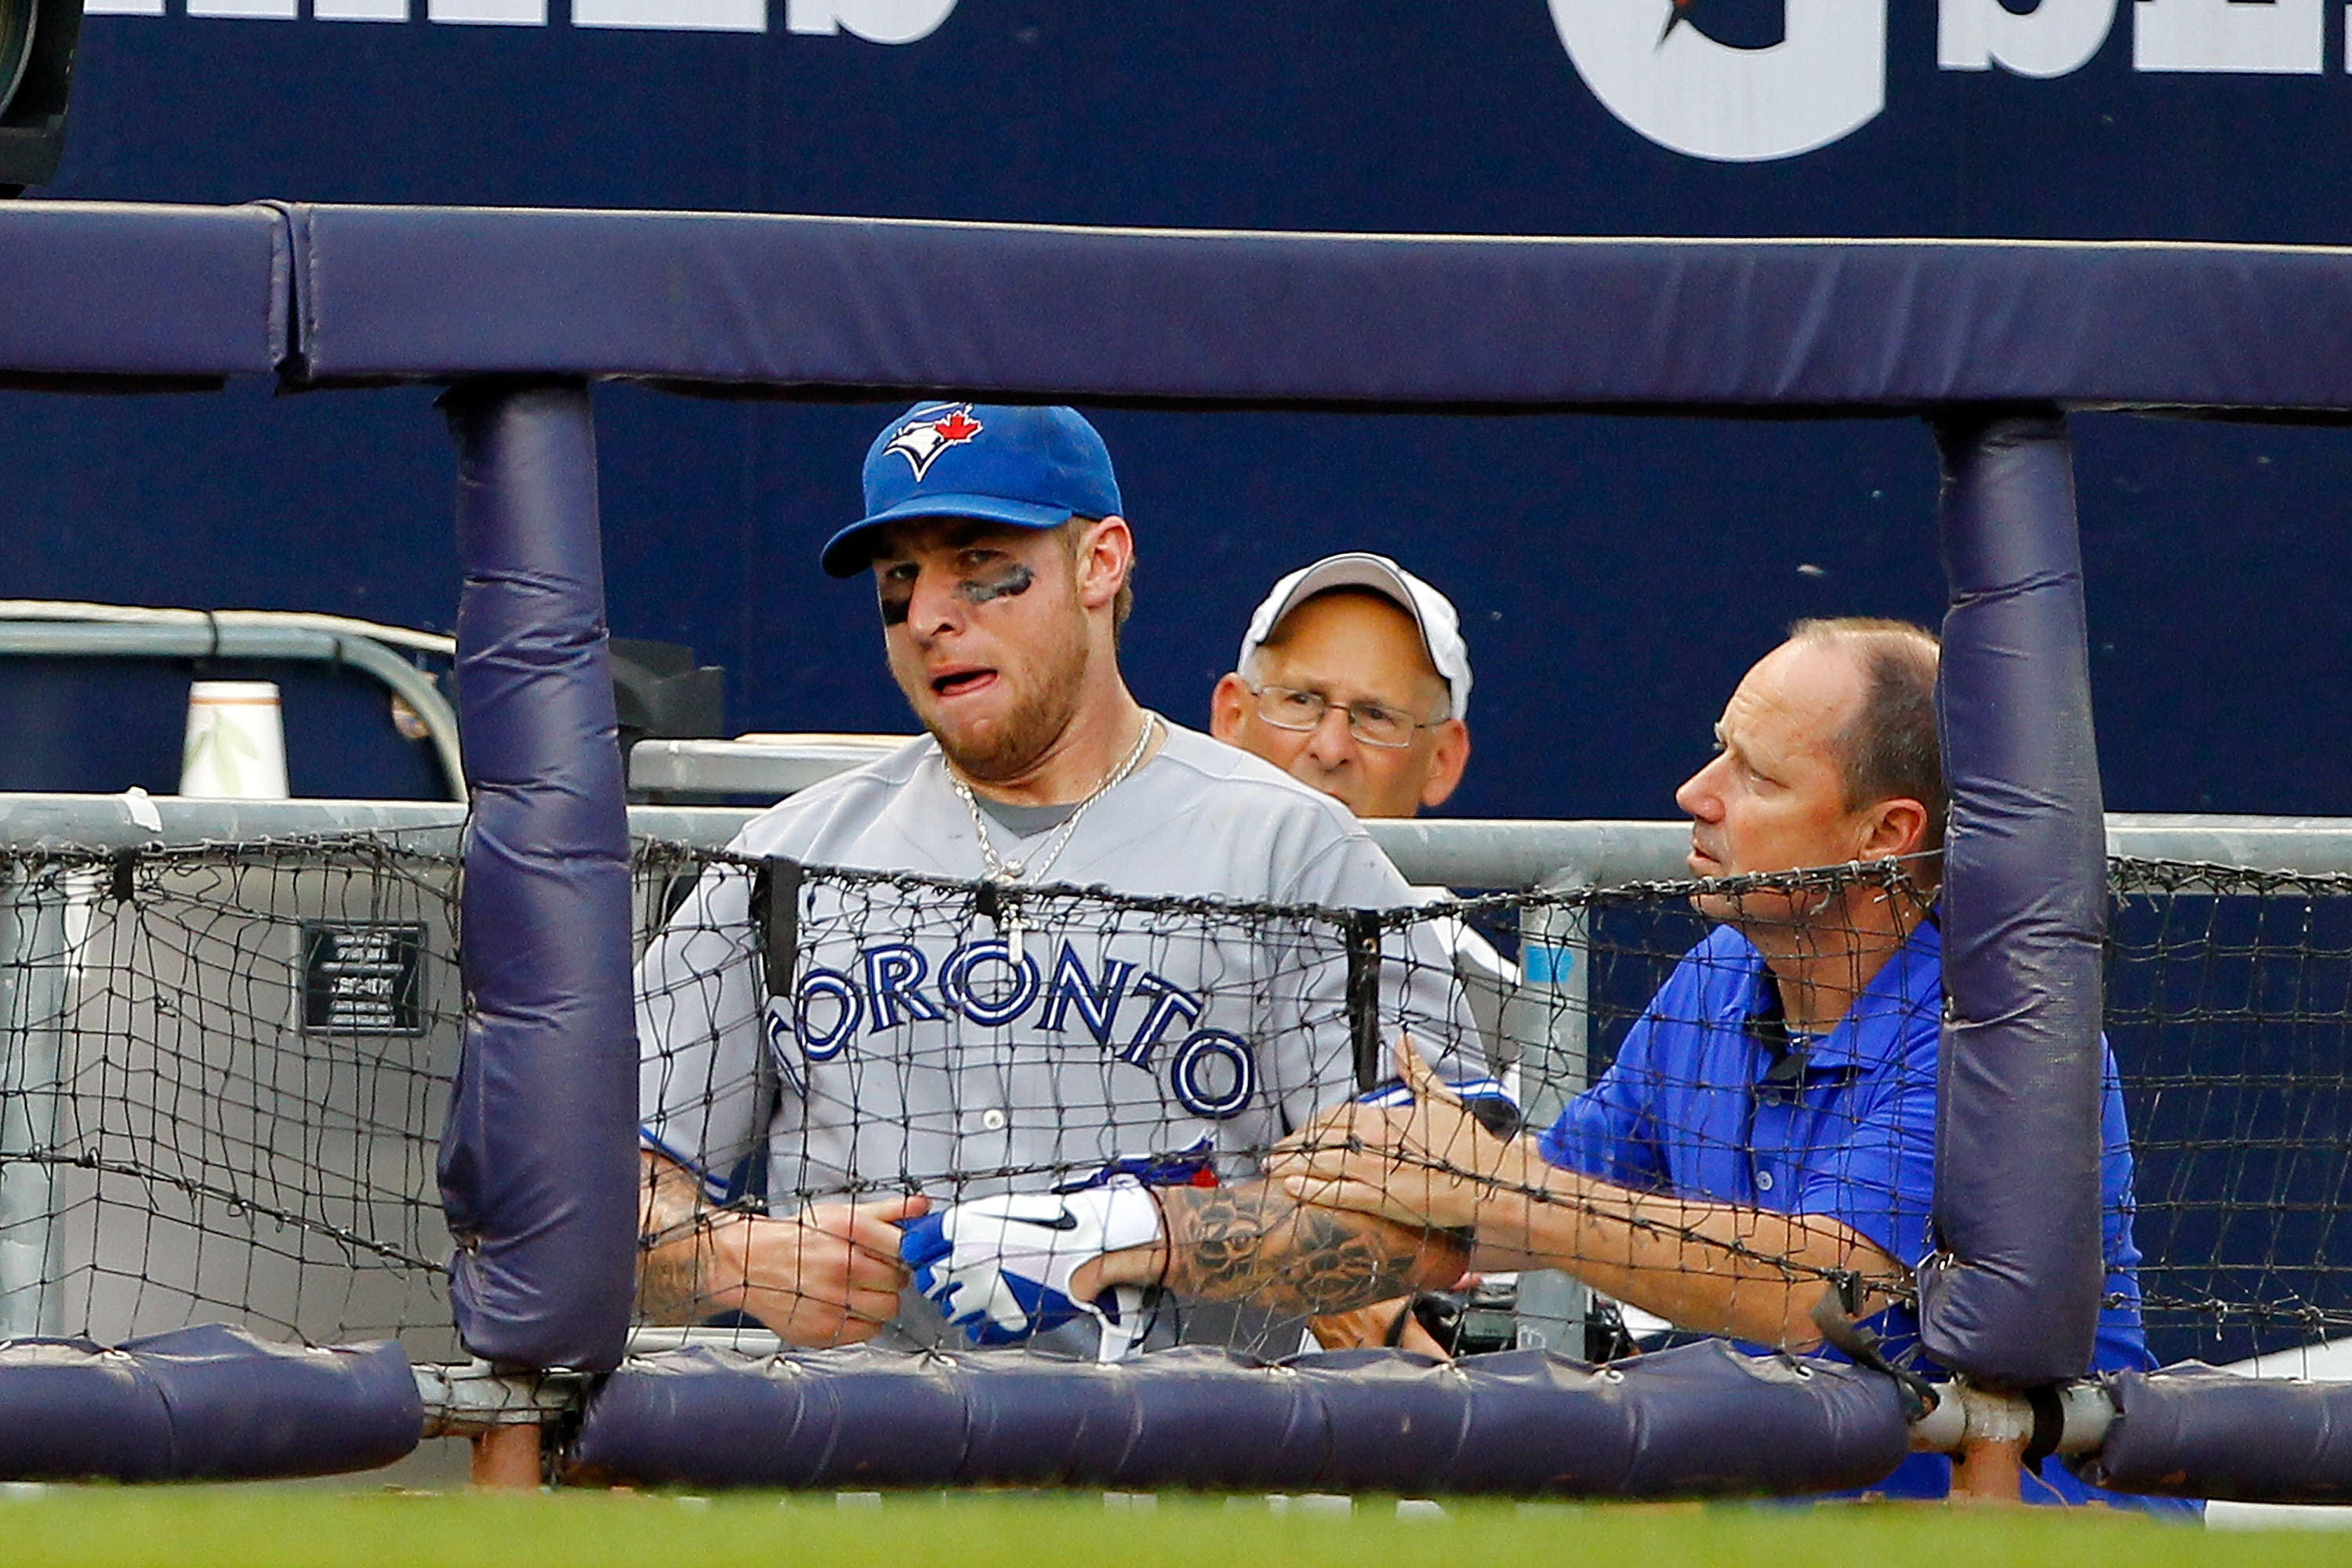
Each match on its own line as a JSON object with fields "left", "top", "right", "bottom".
{"left": 437, "top": 379, "right": 637, "bottom": 1374}
{"left": 1918, "top": 409, "right": 2106, "bottom": 1391}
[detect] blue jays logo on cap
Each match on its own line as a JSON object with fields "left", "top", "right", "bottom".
{"left": 821, "top": 401, "right": 1126, "bottom": 578}
{"left": 884, "top": 404, "right": 985, "bottom": 481}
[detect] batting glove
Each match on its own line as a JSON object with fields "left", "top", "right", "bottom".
{"left": 901, "top": 1176, "right": 1166, "bottom": 1354}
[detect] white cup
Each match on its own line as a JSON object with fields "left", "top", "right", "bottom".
{"left": 180, "top": 681, "right": 290, "bottom": 800}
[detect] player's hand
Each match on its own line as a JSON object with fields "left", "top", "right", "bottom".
{"left": 1269, "top": 1035, "right": 1526, "bottom": 1232}
{"left": 714, "top": 1194, "right": 931, "bottom": 1348}
{"left": 900, "top": 1177, "right": 1164, "bottom": 1350}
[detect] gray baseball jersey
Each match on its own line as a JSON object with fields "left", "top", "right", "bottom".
{"left": 637, "top": 720, "right": 1483, "bottom": 1210}
{"left": 1410, "top": 884, "right": 1524, "bottom": 1080}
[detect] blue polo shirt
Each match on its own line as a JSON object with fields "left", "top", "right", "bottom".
{"left": 1538, "top": 916, "right": 2189, "bottom": 1510}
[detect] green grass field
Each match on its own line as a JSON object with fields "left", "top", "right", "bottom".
{"left": 0, "top": 1489, "right": 2343, "bottom": 1568}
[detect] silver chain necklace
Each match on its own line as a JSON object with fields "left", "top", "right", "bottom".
{"left": 948, "top": 711, "right": 1160, "bottom": 951}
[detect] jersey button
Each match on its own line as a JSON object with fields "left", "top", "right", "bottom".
{"left": 1755, "top": 1169, "right": 1775, "bottom": 1192}
{"left": 980, "top": 1108, "right": 1007, "bottom": 1132}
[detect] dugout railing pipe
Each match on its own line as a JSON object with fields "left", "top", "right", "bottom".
{"left": 438, "top": 380, "right": 640, "bottom": 1484}
{"left": 2, "top": 794, "right": 2346, "bottom": 884}
{"left": 0, "top": 619, "right": 466, "bottom": 802}
{"left": 1511, "top": 874, "right": 1591, "bottom": 1356}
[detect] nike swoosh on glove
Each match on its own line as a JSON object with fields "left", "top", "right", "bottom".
{"left": 899, "top": 1176, "right": 1164, "bottom": 1347}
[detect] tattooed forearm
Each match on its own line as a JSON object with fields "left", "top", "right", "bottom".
{"left": 637, "top": 1149, "right": 720, "bottom": 1323}
{"left": 1155, "top": 1181, "right": 1465, "bottom": 1316}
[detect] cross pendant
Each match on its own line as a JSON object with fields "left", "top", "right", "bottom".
{"left": 990, "top": 869, "right": 1025, "bottom": 958}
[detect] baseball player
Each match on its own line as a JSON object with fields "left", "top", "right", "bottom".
{"left": 635, "top": 401, "right": 1491, "bottom": 1357}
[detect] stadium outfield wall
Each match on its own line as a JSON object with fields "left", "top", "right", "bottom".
{"left": 8, "top": 200, "right": 2352, "bottom": 1499}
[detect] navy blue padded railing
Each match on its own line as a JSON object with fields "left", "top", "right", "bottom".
{"left": 1918, "top": 412, "right": 2107, "bottom": 1388}
{"left": 568, "top": 1342, "right": 1911, "bottom": 1498}
{"left": 0, "top": 201, "right": 282, "bottom": 383}
{"left": 274, "top": 209, "right": 2352, "bottom": 412}
{"left": 0, "top": 199, "right": 2342, "bottom": 1492}
{"left": 436, "top": 381, "right": 639, "bottom": 1374}
{"left": 0, "top": 1327, "right": 418, "bottom": 1482}
{"left": 19, "top": 200, "right": 2352, "bottom": 411}
{"left": 2082, "top": 1365, "right": 2352, "bottom": 1502}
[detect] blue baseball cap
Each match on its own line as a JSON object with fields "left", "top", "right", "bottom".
{"left": 820, "top": 401, "right": 1125, "bottom": 578}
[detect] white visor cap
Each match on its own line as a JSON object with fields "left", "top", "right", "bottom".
{"left": 1238, "top": 552, "right": 1472, "bottom": 722}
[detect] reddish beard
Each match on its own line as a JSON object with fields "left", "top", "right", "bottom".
{"left": 899, "top": 625, "right": 1091, "bottom": 784}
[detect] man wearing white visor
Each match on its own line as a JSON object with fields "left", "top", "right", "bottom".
{"left": 1212, "top": 553, "right": 1523, "bottom": 1354}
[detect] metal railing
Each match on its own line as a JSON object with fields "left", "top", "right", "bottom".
{"left": 9, "top": 789, "right": 2346, "bottom": 884}
{"left": 630, "top": 736, "right": 2352, "bottom": 880}
{"left": 0, "top": 612, "right": 466, "bottom": 803}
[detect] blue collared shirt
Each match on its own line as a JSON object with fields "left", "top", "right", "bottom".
{"left": 1538, "top": 916, "right": 2189, "bottom": 1510}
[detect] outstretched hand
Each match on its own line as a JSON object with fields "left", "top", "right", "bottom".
{"left": 726, "top": 1193, "right": 931, "bottom": 1347}
{"left": 1267, "top": 1035, "right": 1524, "bottom": 1232}
{"left": 638, "top": 1149, "right": 929, "bottom": 1348}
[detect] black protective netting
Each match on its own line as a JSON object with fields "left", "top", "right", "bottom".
{"left": 637, "top": 848, "right": 1924, "bottom": 1364}
{"left": 1, "top": 831, "right": 2345, "bottom": 1375}
{"left": 0, "top": 836, "right": 459, "bottom": 1356}
{"left": 2107, "top": 860, "right": 2352, "bottom": 1366}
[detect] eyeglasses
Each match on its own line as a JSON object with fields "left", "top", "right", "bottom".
{"left": 1246, "top": 683, "right": 1437, "bottom": 750}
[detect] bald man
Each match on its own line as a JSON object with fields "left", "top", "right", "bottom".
{"left": 1269, "top": 619, "right": 2190, "bottom": 1510}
